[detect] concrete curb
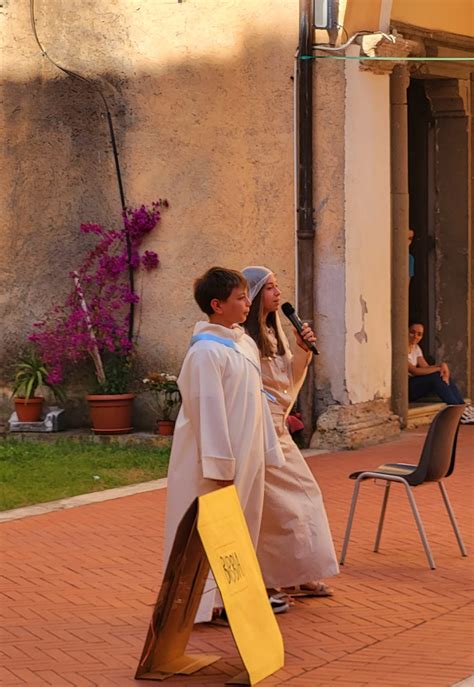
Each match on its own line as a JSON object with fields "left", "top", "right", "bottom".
{"left": 0, "top": 477, "right": 168, "bottom": 524}
{"left": 0, "top": 447, "right": 330, "bottom": 524}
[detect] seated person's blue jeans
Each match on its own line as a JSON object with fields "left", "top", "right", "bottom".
{"left": 409, "top": 373, "right": 464, "bottom": 405}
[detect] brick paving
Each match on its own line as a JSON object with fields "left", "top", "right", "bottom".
{"left": 1, "top": 427, "right": 473, "bottom": 686}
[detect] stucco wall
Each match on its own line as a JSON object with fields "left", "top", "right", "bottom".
{"left": 344, "top": 47, "right": 391, "bottom": 404}
{"left": 313, "top": 56, "right": 348, "bottom": 411}
{"left": 310, "top": 47, "right": 397, "bottom": 449}
{"left": 312, "top": 48, "right": 392, "bottom": 411}
{"left": 1, "top": 0, "right": 298, "bottom": 424}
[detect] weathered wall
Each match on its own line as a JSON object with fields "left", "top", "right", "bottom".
{"left": 312, "top": 53, "right": 350, "bottom": 421}
{"left": 0, "top": 0, "right": 298, "bottom": 425}
{"left": 471, "top": 73, "right": 474, "bottom": 400}
{"left": 344, "top": 46, "right": 391, "bottom": 404}
{"left": 311, "top": 46, "right": 397, "bottom": 449}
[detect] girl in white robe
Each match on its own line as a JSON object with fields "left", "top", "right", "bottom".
{"left": 242, "top": 266, "right": 339, "bottom": 595}
{"left": 163, "top": 268, "right": 285, "bottom": 622}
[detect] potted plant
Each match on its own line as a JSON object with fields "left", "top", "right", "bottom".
{"left": 29, "top": 201, "right": 167, "bottom": 434}
{"left": 12, "top": 350, "right": 64, "bottom": 422}
{"left": 142, "top": 373, "right": 181, "bottom": 435}
{"left": 86, "top": 353, "right": 135, "bottom": 435}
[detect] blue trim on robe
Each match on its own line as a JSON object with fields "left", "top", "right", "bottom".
{"left": 190, "top": 333, "right": 237, "bottom": 350}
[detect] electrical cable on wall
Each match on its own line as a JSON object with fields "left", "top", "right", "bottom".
{"left": 313, "top": 30, "right": 395, "bottom": 51}
{"left": 29, "top": 0, "right": 136, "bottom": 340}
{"left": 310, "top": 28, "right": 474, "bottom": 60}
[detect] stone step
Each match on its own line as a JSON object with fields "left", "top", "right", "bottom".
{"left": 407, "top": 397, "right": 471, "bottom": 429}
{"left": 407, "top": 401, "right": 446, "bottom": 428}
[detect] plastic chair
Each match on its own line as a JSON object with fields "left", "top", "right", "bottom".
{"left": 339, "top": 405, "right": 467, "bottom": 570}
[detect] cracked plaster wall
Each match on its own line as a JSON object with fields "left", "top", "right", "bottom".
{"left": 313, "top": 47, "right": 391, "bottom": 413}
{"left": 313, "top": 55, "right": 348, "bottom": 413}
{"left": 344, "top": 46, "right": 391, "bottom": 404}
{"left": 0, "top": 0, "right": 299, "bottom": 426}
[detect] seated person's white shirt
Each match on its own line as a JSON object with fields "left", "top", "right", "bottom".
{"left": 408, "top": 344, "right": 423, "bottom": 374}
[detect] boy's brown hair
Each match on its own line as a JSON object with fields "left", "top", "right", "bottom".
{"left": 194, "top": 267, "right": 247, "bottom": 315}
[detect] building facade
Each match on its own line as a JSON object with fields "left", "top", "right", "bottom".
{"left": 1, "top": 0, "right": 473, "bottom": 446}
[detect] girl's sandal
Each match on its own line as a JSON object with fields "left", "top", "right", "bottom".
{"left": 282, "top": 582, "right": 334, "bottom": 598}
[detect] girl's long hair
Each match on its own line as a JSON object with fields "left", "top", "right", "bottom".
{"left": 245, "top": 289, "right": 286, "bottom": 358}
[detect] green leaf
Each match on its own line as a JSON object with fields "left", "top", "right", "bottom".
{"left": 25, "top": 377, "right": 35, "bottom": 399}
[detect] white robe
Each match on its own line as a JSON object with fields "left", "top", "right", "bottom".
{"left": 163, "top": 321, "right": 285, "bottom": 621}
{"left": 257, "top": 328, "right": 339, "bottom": 588}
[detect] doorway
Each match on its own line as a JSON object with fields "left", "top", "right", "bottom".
{"left": 407, "top": 76, "right": 470, "bottom": 394}
{"left": 408, "top": 79, "right": 435, "bottom": 361}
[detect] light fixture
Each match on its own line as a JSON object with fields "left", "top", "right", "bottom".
{"left": 313, "top": 0, "right": 333, "bottom": 30}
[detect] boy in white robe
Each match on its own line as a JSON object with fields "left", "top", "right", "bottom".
{"left": 163, "top": 267, "right": 285, "bottom": 622}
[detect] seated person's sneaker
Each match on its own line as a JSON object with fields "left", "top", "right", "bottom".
{"left": 460, "top": 406, "right": 474, "bottom": 424}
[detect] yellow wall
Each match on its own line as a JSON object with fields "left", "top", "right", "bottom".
{"left": 391, "top": 0, "right": 474, "bottom": 37}
{"left": 340, "top": 0, "right": 383, "bottom": 35}
{"left": 340, "top": 0, "right": 474, "bottom": 37}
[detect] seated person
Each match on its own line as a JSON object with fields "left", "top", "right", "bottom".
{"left": 408, "top": 322, "right": 473, "bottom": 424}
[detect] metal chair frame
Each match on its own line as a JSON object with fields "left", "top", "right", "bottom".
{"left": 339, "top": 405, "right": 468, "bottom": 570}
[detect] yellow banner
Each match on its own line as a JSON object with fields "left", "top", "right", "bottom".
{"left": 198, "top": 486, "right": 284, "bottom": 685}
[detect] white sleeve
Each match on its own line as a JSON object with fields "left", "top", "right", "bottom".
{"left": 184, "top": 348, "right": 236, "bottom": 481}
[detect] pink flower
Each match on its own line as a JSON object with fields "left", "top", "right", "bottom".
{"left": 142, "top": 251, "right": 159, "bottom": 270}
{"left": 29, "top": 201, "right": 167, "bottom": 385}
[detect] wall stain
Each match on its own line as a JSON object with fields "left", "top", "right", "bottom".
{"left": 354, "top": 295, "right": 368, "bottom": 343}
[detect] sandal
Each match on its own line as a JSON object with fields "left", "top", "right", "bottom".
{"left": 282, "top": 581, "right": 334, "bottom": 598}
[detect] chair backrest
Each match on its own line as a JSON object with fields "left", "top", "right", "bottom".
{"left": 410, "top": 405, "right": 465, "bottom": 485}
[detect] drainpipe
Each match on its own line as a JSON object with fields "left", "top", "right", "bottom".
{"left": 390, "top": 65, "right": 410, "bottom": 426}
{"left": 296, "top": 0, "right": 315, "bottom": 446}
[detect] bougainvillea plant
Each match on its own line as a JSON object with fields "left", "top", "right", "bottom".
{"left": 29, "top": 200, "right": 168, "bottom": 394}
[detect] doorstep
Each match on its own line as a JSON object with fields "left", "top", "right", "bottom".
{"left": 407, "top": 396, "right": 472, "bottom": 429}
{"left": 407, "top": 401, "right": 446, "bottom": 428}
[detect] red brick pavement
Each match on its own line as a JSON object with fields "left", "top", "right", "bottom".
{"left": 1, "top": 428, "right": 473, "bottom": 686}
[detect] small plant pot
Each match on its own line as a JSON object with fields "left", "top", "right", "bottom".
{"left": 86, "top": 393, "right": 135, "bottom": 435}
{"left": 14, "top": 397, "right": 44, "bottom": 423}
{"left": 156, "top": 420, "right": 175, "bottom": 436}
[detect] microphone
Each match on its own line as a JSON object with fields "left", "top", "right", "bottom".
{"left": 281, "top": 302, "right": 319, "bottom": 356}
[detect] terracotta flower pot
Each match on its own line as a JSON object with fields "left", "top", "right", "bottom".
{"left": 86, "top": 393, "right": 135, "bottom": 435}
{"left": 156, "top": 420, "right": 175, "bottom": 436}
{"left": 14, "top": 397, "right": 44, "bottom": 423}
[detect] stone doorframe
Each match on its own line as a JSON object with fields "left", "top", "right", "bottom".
{"left": 365, "top": 24, "right": 474, "bottom": 424}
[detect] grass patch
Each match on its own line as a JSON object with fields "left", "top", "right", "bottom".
{"left": 0, "top": 439, "right": 170, "bottom": 511}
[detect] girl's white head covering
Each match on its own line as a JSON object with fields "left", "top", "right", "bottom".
{"left": 242, "top": 265, "right": 290, "bottom": 358}
{"left": 242, "top": 266, "right": 272, "bottom": 302}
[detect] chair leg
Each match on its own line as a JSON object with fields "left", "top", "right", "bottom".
{"left": 403, "top": 483, "right": 436, "bottom": 570}
{"left": 374, "top": 481, "right": 391, "bottom": 552}
{"left": 339, "top": 478, "right": 363, "bottom": 565}
{"left": 438, "top": 481, "right": 468, "bottom": 557}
